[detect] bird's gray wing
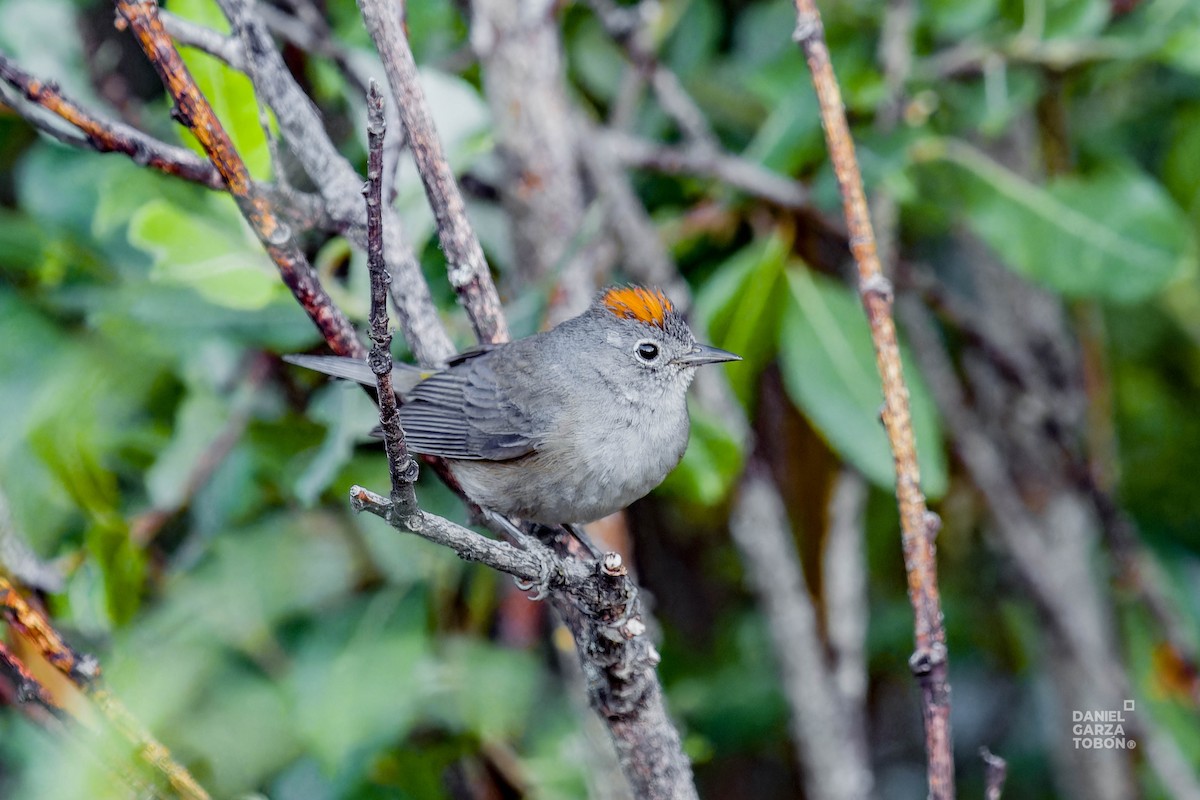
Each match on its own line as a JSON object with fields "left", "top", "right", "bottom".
{"left": 400, "top": 355, "right": 538, "bottom": 461}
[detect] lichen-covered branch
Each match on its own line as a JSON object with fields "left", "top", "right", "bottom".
{"left": 790, "top": 1, "right": 955, "bottom": 795}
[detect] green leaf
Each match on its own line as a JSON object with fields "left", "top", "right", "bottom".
{"left": 921, "top": 0, "right": 1000, "bottom": 39}
{"left": 778, "top": 268, "right": 947, "bottom": 498}
{"left": 659, "top": 407, "right": 746, "bottom": 507}
{"left": 129, "top": 198, "right": 282, "bottom": 310}
{"left": 1042, "top": 0, "right": 1110, "bottom": 40}
{"left": 942, "top": 140, "right": 1194, "bottom": 302}
{"left": 291, "top": 625, "right": 429, "bottom": 770}
{"left": 695, "top": 236, "right": 789, "bottom": 407}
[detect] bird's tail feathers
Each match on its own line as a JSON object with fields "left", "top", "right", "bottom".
{"left": 282, "top": 354, "right": 427, "bottom": 393}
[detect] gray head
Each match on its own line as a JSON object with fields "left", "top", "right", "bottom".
{"left": 562, "top": 286, "right": 740, "bottom": 404}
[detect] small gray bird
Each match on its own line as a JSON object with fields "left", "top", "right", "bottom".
{"left": 286, "top": 287, "right": 739, "bottom": 525}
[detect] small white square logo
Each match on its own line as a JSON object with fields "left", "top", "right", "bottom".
{"left": 1123, "top": 700, "right": 1135, "bottom": 712}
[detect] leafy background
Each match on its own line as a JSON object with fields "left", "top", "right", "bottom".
{"left": 1, "top": 0, "right": 1199, "bottom": 797}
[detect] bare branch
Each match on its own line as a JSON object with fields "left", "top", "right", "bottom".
{"left": 599, "top": 128, "right": 810, "bottom": 210}
{"left": 0, "top": 52, "right": 224, "bottom": 190}
{"left": 791, "top": 1, "right": 955, "bottom": 795}
{"left": 899, "top": 296, "right": 1200, "bottom": 800}
{"left": 730, "top": 466, "right": 872, "bottom": 800}
{"left": 212, "top": 0, "right": 456, "bottom": 365}
{"left": 822, "top": 469, "right": 871, "bottom": 751}
{"left": 0, "top": 577, "right": 210, "bottom": 799}
{"left": 115, "top": 0, "right": 365, "bottom": 359}
{"left": 364, "top": 82, "right": 420, "bottom": 520}
{"left": 159, "top": 12, "right": 246, "bottom": 70}
{"left": 357, "top": 0, "right": 509, "bottom": 344}
{"left": 0, "top": 640, "right": 67, "bottom": 721}
{"left": 980, "top": 747, "right": 1007, "bottom": 800}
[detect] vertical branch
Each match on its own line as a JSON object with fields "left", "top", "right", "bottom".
{"left": 365, "top": 81, "right": 420, "bottom": 522}
{"left": 790, "top": 2, "right": 955, "bottom": 796}
{"left": 114, "top": 0, "right": 365, "bottom": 360}
{"left": 357, "top": 0, "right": 509, "bottom": 345}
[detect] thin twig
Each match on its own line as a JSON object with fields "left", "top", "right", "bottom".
{"left": 586, "top": 0, "right": 716, "bottom": 148}
{"left": 364, "top": 81, "right": 420, "bottom": 522}
{"left": 980, "top": 747, "right": 1007, "bottom": 800}
{"left": 357, "top": 0, "right": 509, "bottom": 344}
{"left": 115, "top": 0, "right": 364, "bottom": 360}
{"left": 0, "top": 52, "right": 224, "bottom": 189}
{"left": 790, "top": 2, "right": 954, "bottom": 796}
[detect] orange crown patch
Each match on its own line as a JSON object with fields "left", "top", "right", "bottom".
{"left": 601, "top": 287, "right": 673, "bottom": 328}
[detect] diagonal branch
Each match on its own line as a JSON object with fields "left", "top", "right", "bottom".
{"left": 791, "top": 1, "right": 955, "bottom": 796}
{"left": 114, "top": 0, "right": 364, "bottom": 360}
{"left": 0, "top": 577, "right": 210, "bottom": 800}
{"left": 357, "top": 0, "right": 509, "bottom": 345}
{"left": 212, "top": 0, "right": 455, "bottom": 365}
{"left": 0, "top": 52, "right": 223, "bottom": 189}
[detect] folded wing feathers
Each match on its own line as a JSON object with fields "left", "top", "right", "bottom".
{"left": 286, "top": 353, "right": 536, "bottom": 461}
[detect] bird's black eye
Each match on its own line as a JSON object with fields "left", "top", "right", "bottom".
{"left": 636, "top": 342, "right": 660, "bottom": 362}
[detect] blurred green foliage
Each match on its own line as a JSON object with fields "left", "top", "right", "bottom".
{"left": 1, "top": 0, "right": 1199, "bottom": 797}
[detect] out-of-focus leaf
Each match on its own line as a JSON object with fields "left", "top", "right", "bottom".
{"left": 129, "top": 198, "right": 282, "bottom": 310}
{"left": 434, "top": 638, "right": 541, "bottom": 740}
{"left": 0, "top": 209, "right": 51, "bottom": 274}
{"left": 172, "top": 670, "right": 300, "bottom": 796}
{"left": 140, "top": 513, "right": 360, "bottom": 648}
{"left": 29, "top": 420, "right": 144, "bottom": 626}
{"left": 291, "top": 620, "right": 430, "bottom": 770}
{"left": 942, "top": 140, "right": 1194, "bottom": 302}
{"left": 658, "top": 405, "right": 745, "bottom": 507}
{"left": 778, "top": 268, "right": 947, "bottom": 498}
{"left": 1043, "top": 0, "right": 1110, "bottom": 39}
{"left": 741, "top": 95, "right": 824, "bottom": 176}
{"left": 292, "top": 382, "right": 381, "bottom": 505}
{"left": 0, "top": 0, "right": 90, "bottom": 100}
{"left": 1163, "top": 104, "right": 1200, "bottom": 229}
{"left": 695, "top": 235, "right": 789, "bottom": 407}
{"left": 921, "top": 0, "right": 1000, "bottom": 39}
{"left": 665, "top": 0, "right": 722, "bottom": 78}
{"left": 145, "top": 390, "right": 229, "bottom": 510}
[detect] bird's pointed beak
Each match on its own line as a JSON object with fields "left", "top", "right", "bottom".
{"left": 673, "top": 343, "right": 742, "bottom": 366}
